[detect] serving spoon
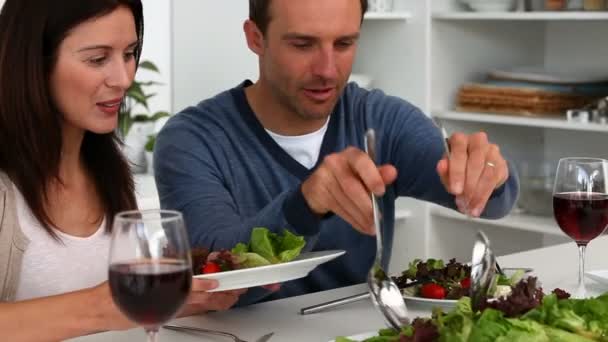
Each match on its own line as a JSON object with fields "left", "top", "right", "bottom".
{"left": 365, "top": 129, "right": 410, "bottom": 330}
{"left": 470, "top": 230, "right": 497, "bottom": 312}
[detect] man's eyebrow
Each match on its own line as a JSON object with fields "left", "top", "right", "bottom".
{"left": 282, "top": 32, "right": 317, "bottom": 40}
{"left": 336, "top": 33, "right": 360, "bottom": 40}
{"left": 282, "top": 32, "right": 360, "bottom": 41}
{"left": 77, "top": 41, "right": 138, "bottom": 52}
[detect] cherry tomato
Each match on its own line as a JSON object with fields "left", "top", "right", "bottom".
{"left": 420, "top": 283, "right": 446, "bottom": 299}
{"left": 460, "top": 277, "right": 471, "bottom": 289}
{"left": 202, "top": 261, "right": 221, "bottom": 274}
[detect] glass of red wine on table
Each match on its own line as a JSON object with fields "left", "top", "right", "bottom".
{"left": 109, "top": 210, "right": 192, "bottom": 342}
{"left": 553, "top": 158, "right": 608, "bottom": 299}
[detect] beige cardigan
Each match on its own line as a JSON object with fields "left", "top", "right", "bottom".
{"left": 0, "top": 172, "right": 29, "bottom": 301}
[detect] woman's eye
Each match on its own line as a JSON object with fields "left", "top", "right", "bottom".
{"left": 124, "top": 51, "right": 136, "bottom": 61}
{"left": 89, "top": 56, "right": 107, "bottom": 65}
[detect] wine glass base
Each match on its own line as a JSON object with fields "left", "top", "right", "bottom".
{"left": 571, "top": 286, "right": 588, "bottom": 299}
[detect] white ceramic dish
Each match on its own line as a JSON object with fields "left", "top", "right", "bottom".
{"left": 194, "top": 250, "right": 345, "bottom": 292}
{"left": 585, "top": 270, "right": 608, "bottom": 286}
{"left": 463, "top": 0, "right": 515, "bottom": 12}
{"left": 400, "top": 285, "right": 459, "bottom": 310}
{"left": 402, "top": 294, "right": 458, "bottom": 310}
{"left": 329, "top": 332, "right": 376, "bottom": 341}
{"left": 489, "top": 66, "right": 608, "bottom": 84}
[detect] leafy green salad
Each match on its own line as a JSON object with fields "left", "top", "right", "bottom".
{"left": 395, "top": 258, "right": 525, "bottom": 301}
{"left": 336, "top": 277, "right": 608, "bottom": 342}
{"left": 192, "top": 227, "right": 306, "bottom": 275}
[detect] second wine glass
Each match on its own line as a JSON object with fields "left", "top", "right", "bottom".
{"left": 108, "top": 209, "right": 192, "bottom": 342}
{"left": 553, "top": 157, "right": 608, "bottom": 298}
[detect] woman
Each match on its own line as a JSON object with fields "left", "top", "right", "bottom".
{"left": 0, "top": 0, "right": 243, "bottom": 340}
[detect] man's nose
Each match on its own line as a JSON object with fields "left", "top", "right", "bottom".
{"left": 311, "top": 47, "right": 338, "bottom": 80}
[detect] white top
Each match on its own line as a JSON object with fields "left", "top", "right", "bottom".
{"left": 265, "top": 117, "right": 330, "bottom": 169}
{"left": 13, "top": 184, "right": 110, "bottom": 301}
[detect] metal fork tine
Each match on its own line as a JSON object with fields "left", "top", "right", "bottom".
{"left": 163, "top": 324, "right": 253, "bottom": 342}
{"left": 255, "top": 332, "right": 275, "bottom": 342}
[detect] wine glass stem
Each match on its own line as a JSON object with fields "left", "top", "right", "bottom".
{"left": 577, "top": 244, "right": 587, "bottom": 298}
{"left": 146, "top": 328, "right": 158, "bottom": 342}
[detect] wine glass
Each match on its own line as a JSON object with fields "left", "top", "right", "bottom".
{"left": 553, "top": 158, "right": 608, "bottom": 298}
{"left": 109, "top": 210, "right": 192, "bottom": 342}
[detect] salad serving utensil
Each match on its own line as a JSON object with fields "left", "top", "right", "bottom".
{"left": 470, "top": 231, "right": 497, "bottom": 312}
{"left": 431, "top": 117, "right": 451, "bottom": 156}
{"left": 364, "top": 129, "right": 410, "bottom": 330}
{"left": 300, "top": 278, "right": 428, "bottom": 315}
{"left": 163, "top": 324, "right": 274, "bottom": 342}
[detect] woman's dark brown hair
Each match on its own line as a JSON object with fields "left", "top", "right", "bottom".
{"left": 0, "top": 0, "right": 143, "bottom": 238}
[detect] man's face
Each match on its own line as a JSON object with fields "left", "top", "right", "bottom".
{"left": 258, "top": 0, "right": 361, "bottom": 121}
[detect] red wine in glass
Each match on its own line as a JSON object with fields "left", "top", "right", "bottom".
{"left": 109, "top": 261, "right": 191, "bottom": 327}
{"left": 553, "top": 192, "right": 608, "bottom": 245}
{"left": 553, "top": 157, "right": 608, "bottom": 299}
{"left": 110, "top": 210, "right": 192, "bottom": 342}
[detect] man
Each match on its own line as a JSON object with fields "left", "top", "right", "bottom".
{"left": 155, "top": 0, "right": 519, "bottom": 305}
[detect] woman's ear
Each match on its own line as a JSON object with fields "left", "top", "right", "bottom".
{"left": 243, "top": 19, "right": 264, "bottom": 56}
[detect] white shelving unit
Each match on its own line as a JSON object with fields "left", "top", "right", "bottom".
{"left": 395, "top": 209, "right": 413, "bottom": 220}
{"left": 432, "top": 11, "right": 608, "bottom": 20}
{"left": 434, "top": 111, "right": 608, "bottom": 132}
{"left": 430, "top": 205, "right": 561, "bottom": 237}
{"left": 429, "top": 1, "right": 607, "bottom": 260}
{"left": 355, "top": 0, "right": 608, "bottom": 265}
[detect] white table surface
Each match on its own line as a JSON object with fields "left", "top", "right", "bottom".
{"left": 70, "top": 236, "right": 608, "bottom": 342}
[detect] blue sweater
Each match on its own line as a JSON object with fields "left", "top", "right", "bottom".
{"left": 155, "top": 81, "right": 519, "bottom": 305}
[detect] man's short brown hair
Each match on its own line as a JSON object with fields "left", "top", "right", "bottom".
{"left": 249, "top": 0, "right": 368, "bottom": 35}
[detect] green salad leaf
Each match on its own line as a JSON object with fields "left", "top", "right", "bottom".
{"left": 435, "top": 298, "right": 474, "bottom": 342}
{"left": 231, "top": 227, "right": 306, "bottom": 268}
{"left": 523, "top": 293, "right": 608, "bottom": 341}
{"left": 277, "top": 229, "right": 307, "bottom": 262}
{"left": 238, "top": 253, "right": 272, "bottom": 268}
{"left": 403, "top": 258, "right": 446, "bottom": 279}
{"left": 434, "top": 295, "right": 608, "bottom": 342}
{"left": 335, "top": 326, "right": 413, "bottom": 342}
{"left": 231, "top": 242, "right": 249, "bottom": 254}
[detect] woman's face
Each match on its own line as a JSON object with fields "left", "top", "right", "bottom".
{"left": 49, "top": 5, "right": 138, "bottom": 134}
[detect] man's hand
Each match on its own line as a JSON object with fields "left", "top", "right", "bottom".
{"left": 436, "top": 132, "right": 509, "bottom": 217}
{"left": 301, "top": 147, "right": 397, "bottom": 235}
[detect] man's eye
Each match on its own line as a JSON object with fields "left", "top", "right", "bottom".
{"left": 292, "top": 42, "right": 312, "bottom": 49}
{"left": 336, "top": 40, "right": 354, "bottom": 49}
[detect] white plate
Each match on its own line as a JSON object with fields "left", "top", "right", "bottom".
{"left": 402, "top": 294, "right": 458, "bottom": 310}
{"left": 401, "top": 286, "right": 458, "bottom": 310}
{"left": 585, "top": 270, "right": 608, "bottom": 286}
{"left": 464, "top": 0, "right": 515, "bottom": 12}
{"left": 194, "top": 250, "right": 345, "bottom": 292}
{"left": 328, "top": 332, "right": 376, "bottom": 342}
{"left": 489, "top": 66, "right": 608, "bottom": 84}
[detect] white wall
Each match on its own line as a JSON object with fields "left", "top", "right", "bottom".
{"left": 139, "top": 0, "right": 172, "bottom": 116}
{"left": 171, "top": 0, "right": 258, "bottom": 112}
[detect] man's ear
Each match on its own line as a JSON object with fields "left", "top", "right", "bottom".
{"left": 243, "top": 19, "right": 264, "bottom": 55}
